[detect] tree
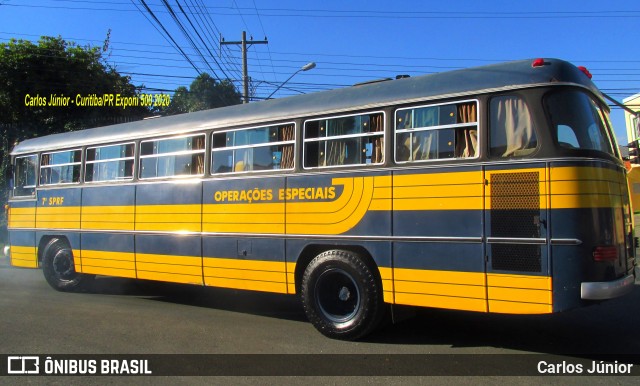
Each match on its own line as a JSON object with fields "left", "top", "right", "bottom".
{"left": 162, "top": 73, "right": 241, "bottom": 115}
{"left": 0, "top": 36, "right": 149, "bottom": 242}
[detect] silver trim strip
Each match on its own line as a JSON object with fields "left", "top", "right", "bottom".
{"left": 486, "top": 237, "right": 547, "bottom": 245}
{"left": 581, "top": 274, "right": 635, "bottom": 300}
{"left": 550, "top": 238, "right": 583, "bottom": 245}
{"left": 6, "top": 227, "right": 483, "bottom": 243}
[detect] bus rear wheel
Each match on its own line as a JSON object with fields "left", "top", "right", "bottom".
{"left": 301, "top": 249, "right": 383, "bottom": 340}
{"left": 42, "top": 238, "right": 92, "bottom": 292}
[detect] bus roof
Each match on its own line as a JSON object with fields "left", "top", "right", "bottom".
{"left": 11, "top": 58, "right": 600, "bottom": 156}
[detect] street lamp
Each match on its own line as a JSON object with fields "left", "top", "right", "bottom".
{"left": 266, "top": 62, "right": 316, "bottom": 99}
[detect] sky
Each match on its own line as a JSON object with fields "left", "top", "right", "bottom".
{"left": 1, "top": 0, "right": 639, "bottom": 143}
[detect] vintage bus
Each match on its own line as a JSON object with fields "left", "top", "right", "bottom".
{"left": 5, "top": 58, "right": 636, "bottom": 340}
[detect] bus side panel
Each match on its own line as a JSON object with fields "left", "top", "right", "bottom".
{"left": 203, "top": 236, "right": 288, "bottom": 294}
{"left": 391, "top": 167, "right": 486, "bottom": 311}
{"left": 549, "top": 162, "right": 631, "bottom": 311}
{"left": 136, "top": 234, "right": 203, "bottom": 285}
{"left": 81, "top": 185, "right": 135, "bottom": 277}
{"left": 203, "top": 177, "right": 286, "bottom": 234}
{"left": 7, "top": 199, "right": 37, "bottom": 268}
{"left": 484, "top": 164, "right": 552, "bottom": 314}
{"left": 135, "top": 182, "right": 203, "bottom": 285}
{"left": 202, "top": 177, "right": 288, "bottom": 293}
{"left": 8, "top": 230, "right": 37, "bottom": 268}
{"left": 393, "top": 242, "right": 486, "bottom": 311}
{"left": 285, "top": 172, "right": 391, "bottom": 236}
{"left": 79, "top": 233, "right": 135, "bottom": 278}
{"left": 35, "top": 188, "right": 81, "bottom": 268}
{"left": 36, "top": 188, "right": 81, "bottom": 229}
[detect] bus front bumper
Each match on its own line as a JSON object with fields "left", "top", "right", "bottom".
{"left": 581, "top": 274, "right": 635, "bottom": 300}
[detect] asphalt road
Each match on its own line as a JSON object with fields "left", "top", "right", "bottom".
{"left": 1, "top": 258, "right": 639, "bottom": 384}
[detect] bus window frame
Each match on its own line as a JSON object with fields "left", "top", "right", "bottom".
{"left": 302, "top": 111, "right": 386, "bottom": 170}
{"left": 138, "top": 133, "right": 207, "bottom": 180}
{"left": 39, "top": 148, "right": 83, "bottom": 187}
{"left": 544, "top": 88, "right": 617, "bottom": 158}
{"left": 488, "top": 94, "right": 540, "bottom": 159}
{"left": 84, "top": 142, "right": 137, "bottom": 184}
{"left": 394, "top": 99, "right": 480, "bottom": 164}
{"left": 12, "top": 154, "right": 39, "bottom": 198}
{"left": 210, "top": 122, "right": 296, "bottom": 175}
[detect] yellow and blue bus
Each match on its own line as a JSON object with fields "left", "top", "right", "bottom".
{"left": 6, "top": 58, "right": 636, "bottom": 340}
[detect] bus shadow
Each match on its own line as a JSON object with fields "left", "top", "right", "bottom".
{"left": 366, "top": 285, "right": 640, "bottom": 360}
{"left": 87, "top": 276, "right": 308, "bottom": 323}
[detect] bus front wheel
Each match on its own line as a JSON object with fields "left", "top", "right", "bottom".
{"left": 301, "top": 249, "right": 383, "bottom": 340}
{"left": 42, "top": 238, "right": 92, "bottom": 292}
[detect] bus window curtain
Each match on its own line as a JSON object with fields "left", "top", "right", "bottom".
{"left": 491, "top": 96, "right": 536, "bottom": 157}
{"left": 456, "top": 103, "right": 478, "bottom": 158}
{"left": 326, "top": 119, "right": 347, "bottom": 166}
{"left": 371, "top": 114, "right": 384, "bottom": 164}
{"left": 281, "top": 125, "right": 294, "bottom": 169}
{"left": 194, "top": 136, "right": 205, "bottom": 174}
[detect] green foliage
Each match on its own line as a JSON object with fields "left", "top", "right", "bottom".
{"left": 162, "top": 73, "right": 241, "bottom": 115}
{"left": 0, "top": 36, "right": 150, "bottom": 242}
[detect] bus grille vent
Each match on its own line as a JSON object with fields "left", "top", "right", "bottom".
{"left": 490, "top": 172, "right": 542, "bottom": 272}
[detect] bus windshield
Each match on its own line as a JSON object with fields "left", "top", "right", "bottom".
{"left": 545, "top": 90, "right": 615, "bottom": 156}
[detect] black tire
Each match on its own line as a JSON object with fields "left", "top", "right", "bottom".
{"left": 301, "top": 249, "right": 384, "bottom": 340}
{"left": 41, "top": 238, "right": 92, "bottom": 292}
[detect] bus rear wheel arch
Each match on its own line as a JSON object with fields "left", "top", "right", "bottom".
{"left": 41, "top": 238, "right": 92, "bottom": 292}
{"left": 300, "top": 249, "right": 384, "bottom": 340}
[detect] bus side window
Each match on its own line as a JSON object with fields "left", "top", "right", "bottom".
{"left": 395, "top": 101, "right": 477, "bottom": 163}
{"left": 489, "top": 96, "right": 538, "bottom": 158}
{"left": 13, "top": 155, "right": 37, "bottom": 197}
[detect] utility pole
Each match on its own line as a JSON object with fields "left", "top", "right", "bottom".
{"left": 220, "top": 31, "right": 268, "bottom": 103}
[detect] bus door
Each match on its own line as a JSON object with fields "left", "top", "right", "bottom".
{"left": 484, "top": 164, "right": 553, "bottom": 314}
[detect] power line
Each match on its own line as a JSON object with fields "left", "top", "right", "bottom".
{"left": 132, "top": 0, "right": 201, "bottom": 74}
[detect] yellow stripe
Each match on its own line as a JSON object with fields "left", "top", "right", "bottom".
{"left": 488, "top": 287, "right": 552, "bottom": 304}
{"left": 79, "top": 250, "right": 136, "bottom": 277}
{"left": 486, "top": 273, "right": 552, "bottom": 290}
{"left": 286, "top": 177, "right": 374, "bottom": 234}
{"left": 137, "top": 253, "right": 201, "bottom": 266}
{"left": 11, "top": 245, "right": 38, "bottom": 268}
{"left": 203, "top": 257, "right": 286, "bottom": 271}
{"left": 136, "top": 253, "right": 203, "bottom": 282}
{"left": 203, "top": 223, "right": 285, "bottom": 234}
{"left": 202, "top": 257, "right": 289, "bottom": 294}
{"left": 203, "top": 267, "right": 285, "bottom": 282}
{"left": 135, "top": 222, "right": 201, "bottom": 232}
{"left": 394, "top": 184, "right": 483, "bottom": 199}
{"left": 137, "top": 270, "right": 202, "bottom": 285}
{"left": 8, "top": 207, "right": 36, "bottom": 228}
{"left": 488, "top": 300, "right": 552, "bottom": 314}
{"left": 552, "top": 166, "right": 623, "bottom": 183}
{"left": 394, "top": 171, "right": 481, "bottom": 186}
{"left": 394, "top": 196, "right": 483, "bottom": 211}
{"left": 36, "top": 207, "right": 81, "bottom": 215}
{"left": 203, "top": 276, "right": 287, "bottom": 294}
{"left": 203, "top": 212, "right": 284, "bottom": 224}
{"left": 395, "top": 293, "right": 487, "bottom": 312}
{"left": 10, "top": 258, "right": 39, "bottom": 268}
{"left": 136, "top": 204, "right": 201, "bottom": 214}
{"left": 81, "top": 221, "right": 134, "bottom": 231}
{"left": 486, "top": 273, "right": 552, "bottom": 313}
